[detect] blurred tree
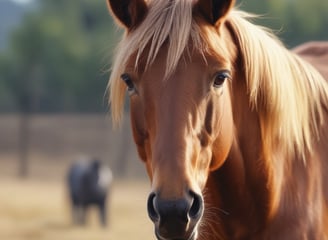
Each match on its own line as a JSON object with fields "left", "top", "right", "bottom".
{"left": 0, "top": 0, "right": 119, "bottom": 113}
{"left": 0, "top": 13, "right": 46, "bottom": 177}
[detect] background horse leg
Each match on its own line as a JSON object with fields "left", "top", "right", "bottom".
{"left": 76, "top": 205, "right": 87, "bottom": 225}
{"left": 98, "top": 200, "right": 107, "bottom": 227}
{"left": 71, "top": 205, "right": 80, "bottom": 225}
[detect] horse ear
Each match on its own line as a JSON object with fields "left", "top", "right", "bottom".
{"left": 195, "top": 0, "right": 235, "bottom": 25}
{"left": 107, "top": 0, "right": 148, "bottom": 29}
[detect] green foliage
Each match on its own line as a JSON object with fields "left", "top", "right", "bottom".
{"left": 0, "top": 0, "right": 120, "bottom": 112}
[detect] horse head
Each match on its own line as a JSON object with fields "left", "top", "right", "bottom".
{"left": 108, "top": 0, "right": 238, "bottom": 239}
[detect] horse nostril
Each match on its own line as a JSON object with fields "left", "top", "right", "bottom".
{"left": 188, "top": 191, "right": 203, "bottom": 220}
{"left": 147, "top": 192, "right": 159, "bottom": 222}
{"left": 147, "top": 190, "right": 203, "bottom": 231}
{"left": 147, "top": 190, "right": 203, "bottom": 239}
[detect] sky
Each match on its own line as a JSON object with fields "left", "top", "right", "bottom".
{"left": 10, "top": 0, "right": 33, "bottom": 4}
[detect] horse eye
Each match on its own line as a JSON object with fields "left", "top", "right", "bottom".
{"left": 213, "top": 71, "right": 231, "bottom": 88}
{"left": 121, "top": 73, "right": 136, "bottom": 95}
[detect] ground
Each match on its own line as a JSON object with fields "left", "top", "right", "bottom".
{"left": 0, "top": 114, "right": 153, "bottom": 240}
{"left": 0, "top": 178, "right": 153, "bottom": 240}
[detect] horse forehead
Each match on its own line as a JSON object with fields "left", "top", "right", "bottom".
{"left": 141, "top": 60, "right": 208, "bottom": 96}
{"left": 140, "top": 44, "right": 209, "bottom": 77}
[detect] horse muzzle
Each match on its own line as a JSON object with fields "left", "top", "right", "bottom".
{"left": 147, "top": 190, "right": 204, "bottom": 240}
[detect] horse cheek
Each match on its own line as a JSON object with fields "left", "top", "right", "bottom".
{"left": 209, "top": 104, "right": 234, "bottom": 171}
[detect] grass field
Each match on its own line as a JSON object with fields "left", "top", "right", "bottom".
{"left": 0, "top": 178, "right": 153, "bottom": 240}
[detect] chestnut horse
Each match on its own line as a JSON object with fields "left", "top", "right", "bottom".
{"left": 107, "top": 0, "right": 328, "bottom": 239}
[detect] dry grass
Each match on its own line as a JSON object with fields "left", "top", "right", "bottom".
{"left": 0, "top": 114, "right": 153, "bottom": 239}
{"left": 0, "top": 178, "right": 153, "bottom": 240}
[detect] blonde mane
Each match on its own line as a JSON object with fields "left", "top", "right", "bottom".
{"left": 108, "top": 0, "right": 328, "bottom": 157}
{"left": 227, "top": 11, "right": 328, "bottom": 157}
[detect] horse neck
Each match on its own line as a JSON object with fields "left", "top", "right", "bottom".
{"left": 202, "top": 71, "right": 328, "bottom": 239}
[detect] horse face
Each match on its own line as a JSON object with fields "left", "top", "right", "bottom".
{"left": 123, "top": 44, "right": 234, "bottom": 239}
{"left": 108, "top": 0, "right": 236, "bottom": 239}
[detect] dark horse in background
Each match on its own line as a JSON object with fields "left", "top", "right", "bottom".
{"left": 107, "top": 0, "right": 328, "bottom": 239}
{"left": 67, "top": 157, "right": 112, "bottom": 226}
